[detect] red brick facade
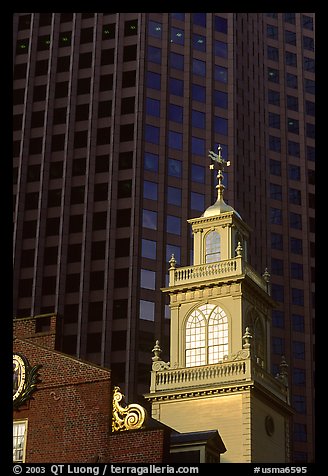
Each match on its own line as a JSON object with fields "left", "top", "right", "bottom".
{"left": 13, "top": 315, "right": 169, "bottom": 463}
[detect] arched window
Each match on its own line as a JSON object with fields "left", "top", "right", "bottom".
{"left": 205, "top": 231, "right": 221, "bottom": 263}
{"left": 185, "top": 304, "right": 228, "bottom": 367}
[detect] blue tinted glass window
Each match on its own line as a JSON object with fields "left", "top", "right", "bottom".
{"left": 143, "top": 180, "right": 158, "bottom": 200}
{"left": 290, "top": 237, "right": 303, "bottom": 254}
{"left": 192, "top": 13, "right": 206, "bottom": 27}
{"left": 267, "top": 25, "right": 278, "bottom": 39}
{"left": 214, "top": 16, "right": 227, "bottom": 34}
{"left": 170, "top": 27, "right": 184, "bottom": 45}
{"left": 214, "top": 65, "right": 228, "bottom": 83}
{"left": 291, "top": 263, "right": 303, "bottom": 280}
{"left": 292, "top": 288, "right": 304, "bottom": 306}
{"left": 271, "top": 284, "right": 284, "bottom": 303}
{"left": 139, "top": 299, "right": 155, "bottom": 321}
{"left": 286, "top": 73, "right": 298, "bottom": 89}
{"left": 285, "top": 30, "right": 296, "bottom": 45}
{"left": 272, "top": 335, "right": 285, "bottom": 353}
{"left": 269, "top": 135, "right": 281, "bottom": 152}
{"left": 146, "top": 97, "right": 160, "bottom": 117}
{"left": 271, "top": 258, "right": 283, "bottom": 275}
{"left": 267, "top": 46, "right": 279, "bottom": 61}
{"left": 303, "top": 36, "right": 314, "bottom": 51}
{"left": 191, "top": 164, "right": 205, "bottom": 183}
{"left": 147, "top": 45, "right": 161, "bottom": 64}
{"left": 285, "top": 51, "right": 297, "bottom": 66}
{"left": 293, "top": 368, "right": 306, "bottom": 386}
{"left": 141, "top": 269, "right": 156, "bottom": 289}
{"left": 284, "top": 13, "right": 296, "bottom": 24}
{"left": 292, "top": 314, "right": 304, "bottom": 332}
{"left": 288, "top": 118, "right": 299, "bottom": 134}
{"left": 169, "top": 77, "right": 183, "bottom": 96}
{"left": 289, "top": 188, "right": 301, "bottom": 204}
{"left": 142, "top": 209, "right": 157, "bottom": 229}
{"left": 270, "top": 159, "right": 281, "bottom": 176}
{"left": 167, "top": 215, "right": 181, "bottom": 235}
{"left": 290, "top": 212, "right": 302, "bottom": 229}
{"left": 214, "top": 40, "right": 227, "bottom": 58}
{"left": 270, "top": 207, "right": 282, "bottom": 224}
{"left": 168, "top": 130, "right": 183, "bottom": 150}
{"left": 191, "top": 137, "right": 205, "bottom": 156}
{"left": 293, "top": 395, "right": 306, "bottom": 414}
{"left": 302, "top": 15, "right": 313, "bottom": 30}
{"left": 167, "top": 186, "right": 182, "bottom": 206}
{"left": 214, "top": 90, "right": 228, "bottom": 108}
{"left": 214, "top": 116, "right": 228, "bottom": 135}
{"left": 142, "top": 238, "right": 157, "bottom": 259}
{"left": 169, "top": 104, "right": 183, "bottom": 123}
{"left": 144, "top": 152, "right": 159, "bottom": 172}
{"left": 146, "top": 71, "right": 161, "bottom": 90}
{"left": 145, "top": 124, "right": 160, "bottom": 144}
{"left": 288, "top": 140, "right": 300, "bottom": 157}
{"left": 192, "top": 110, "right": 205, "bottom": 129}
{"left": 268, "top": 67, "right": 279, "bottom": 83}
{"left": 192, "top": 58, "right": 206, "bottom": 77}
{"left": 272, "top": 310, "right": 284, "bottom": 328}
{"left": 168, "top": 158, "right": 182, "bottom": 178}
{"left": 304, "top": 57, "right": 315, "bottom": 72}
{"left": 192, "top": 84, "right": 206, "bottom": 102}
{"left": 190, "top": 191, "right": 205, "bottom": 211}
{"left": 268, "top": 90, "right": 280, "bottom": 106}
{"left": 306, "top": 101, "right": 315, "bottom": 116}
{"left": 304, "top": 79, "right": 315, "bottom": 94}
{"left": 148, "top": 20, "right": 162, "bottom": 39}
{"left": 192, "top": 34, "right": 206, "bottom": 52}
{"left": 287, "top": 95, "right": 298, "bottom": 111}
{"left": 270, "top": 183, "right": 282, "bottom": 200}
{"left": 306, "top": 123, "right": 315, "bottom": 139}
{"left": 269, "top": 112, "right": 280, "bottom": 128}
{"left": 288, "top": 164, "right": 301, "bottom": 181}
{"left": 170, "top": 52, "right": 184, "bottom": 70}
{"left": 171, "top": 13, "right": 185, "bottom": 21}
{"left": 307, "top": 146, "right": 315, "bottom": 161}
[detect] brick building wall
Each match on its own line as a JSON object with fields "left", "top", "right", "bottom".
{"left": 109, "top": 428, "right": 170, "bottom": 463}
{"left": 13, "top": 315, "right": 170, "bottom": 463}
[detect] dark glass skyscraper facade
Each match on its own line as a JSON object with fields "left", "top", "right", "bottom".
{"left": 13, "top": 13, "right": 315, "bottom": 461}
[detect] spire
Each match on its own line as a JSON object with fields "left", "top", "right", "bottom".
{"left": 203, "top": 145, "right": 240, "bottom": 218}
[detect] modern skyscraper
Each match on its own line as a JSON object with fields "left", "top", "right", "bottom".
{"left": 13, "top": 13, "right": 315, "bottom": 462}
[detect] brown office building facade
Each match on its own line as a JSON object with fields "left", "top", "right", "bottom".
{"left": 13, "top": 13, "right": 315, "bottom": 462}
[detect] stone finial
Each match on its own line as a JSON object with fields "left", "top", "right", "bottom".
{"left": 152, "top": 340, "right": 162, "bottom": 362}
{"left": 242, "top": 327, "right": 253, "bottom": 349}
{"left": 235, "top": 241, "right": 243, "bottom": 257}
{"left": 169, "top": 254, "right": 176, "bottom": 270}
{"left": 262, "top": 267, "right": 271, "bottom": 282}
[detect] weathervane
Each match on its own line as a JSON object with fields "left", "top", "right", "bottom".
{"left": 208, "top": 144, "right": 230, "bottom": 171}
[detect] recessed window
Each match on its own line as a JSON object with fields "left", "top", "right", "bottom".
{"left": 193, "top": 34, "right": 206, "bottom": 52}
{"left": 142, "top": 209, "right": 157, "bottom": 230}
{"left": 167, "top": 186, "right": 182, "bottom": 206}
{"left": 114, "top": 268, "right": 129, "bottom": 288}
{"left": 142, "top": 239, "right": 157, "bottom": 259}
{"left": 76, "top": 103, "right": 89, "bottom": 121}
{"left": 167, "top": 215, "right": 181, "bottom": 235}
{"left": 139, "top": 300, "right": 155, "bottom": 321}
{"left": 214, "top": 15, "right": 227, "bottom": 33}
{"left": 145, "top": 124, "right": 160, "bottom": 145}
{"left": 190, "top": 192, "right": 205, "bottom": 211}
{"left": 117, "top": 179, "right": 132, "bottom": 198}
{"left": 115, "top": 238, "right": 130, "bottom": 258}
{"left": 191, "top": 136, "right": 205, "bottom": 156}
{"left": 120, "top": 124, "right": 134, "bottom": 142}
{"left": 268, "top": 67, "right": 279, "bottom": 83}
{"left": 192, "top": 84, "right": 206, "bottom": 103}
{"left": 101, "top": 48, "right": 114, "bottom": 65}
{"left": 214, "top": 40, "right": 227, "bottom": 58}
{"left": 13, "top": 421, "right": 28, "bottom": 462}
{"left": 124, "top": 19, "right": 138, "bottom": 36}
{"left": 123, "top": 44, "right": 137, "bottom": 62}
{"left": 269, "top": 207, "right": 282, "bottom": 225}
{"left": 146, "top": 71, "right": 161, "bottom": 90}
{"left": 144, "top": 152, "right": 159, "bottom": 172}
{"left": 191, "top": 164, "right": 205, "bottom": 183}
{"left": 286, "top": 73, "right": 298, "bottom": 89}
{"left": 113, "top": 299, "right": 128, "bottom": 319}
{"left": 170, "top": 27, "right": 184, "bottom": 45}
{"left": 146, "top": 97, "right": 160, "bottom": 117}
{"left": 143, "top": 180, "right": 158, "bottom": 200}
{"left": 290, "top": 237, "right": 303, "bottom": 255}
{"left": 148, "top": 20, "right": 162, "bottom": 39}
{"left": 192, "top": 58, "right": 206, "bottom": 77}
{"left": 170, "top": 52, "right": 184, "bottom": 70}
{"left": 214, "top": 90, "right": 228, "bottom": 109}
{"left": 214, "top": 116, "right": 228, "bottom": 135}
{"left": 169, "top": 104, "right": 183, "bottom": 123}
{"left": 192, "top": 13, "right": 206, "bottom": 27}
{"left": 148, "top": 45, "right": 161, "bottom": 64}
{"left": 92, "top": 212, "right": 106, "bottom": 231}
{"left": 122, "top": 70, "right": 136, "bottom": 88}
{"left": 116, "top": 209, "right": 130, "bottom": 228}
{"left": 192, "top": 110, "right": 205, "bottom": 129}
{"left": 102, "top": 23, "right": 116, "bottom": 40}
{"left": 214, "top": 65, "right": 228, "bottom": 83}
{"left": 205, "top": 231, "right": 221, "bottom": 263}
{"left": 168, "top": 131, "right": 183, "bottom": 150}
{"left": 141, "top": 269, "right": 156, "bottom": 290}
{"left": 268, "top": 90, "right": 280, "bottom": 106}
{"left": 168, "top": 158, "right": 182, "bottom": 178}
{"left": 80, "top": 27, "right": 94, "bottom": 44}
